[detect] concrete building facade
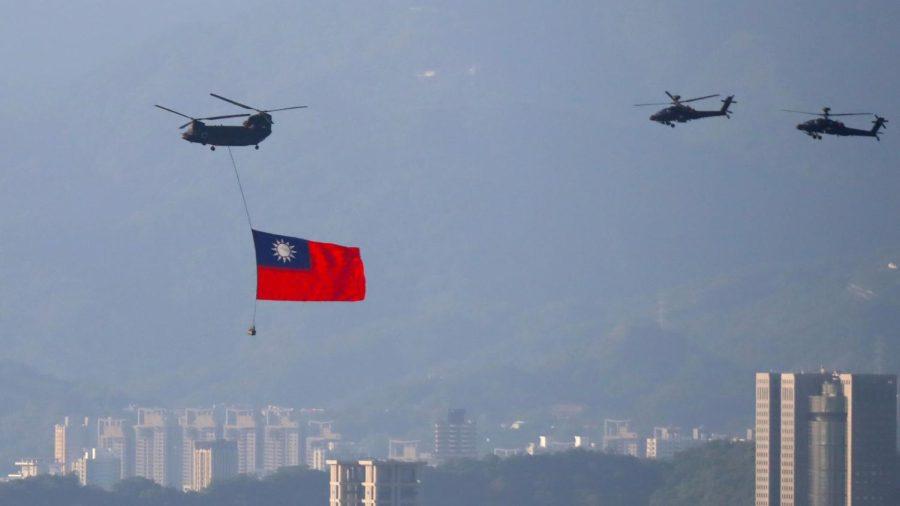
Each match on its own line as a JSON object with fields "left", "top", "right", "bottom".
{"left": 388, "top": 440, "right": 419, "bottom": 462}
{"left": 53, "top": 417, "right": 89, "bottom": 473}
{"left": 645, "top": 427, "right": 702, "bottom": 460}
{"left": 328, "top": 459, "right": 421, "bottom": 506}
{"left": 133, "top": 408, "right": 182, "bottom": 487}
{"left": 97, "top": 417, "right": 133, "bottom": 480}
{"left": 433, "top": 409, "right": 477, "bottom": 464}
{"left": 223, "top": 407, "right": 258, "bottom": 475}
{"left": 179, "top": 408, "right": 218, "bottom": 490}
{"left": 190, "top": 439, "right": 238, "bottom": 492}
{"left": 72, "top": 448, "right": 120, "bottom": 491}
{"left": 756, "top": 372, "right": 782, "bottom": 506}
{"left": 262, "top": 406, "right": 301, "bottom": 474}
{"left": 602, "top": 419, "right": 642, "bottom": 457}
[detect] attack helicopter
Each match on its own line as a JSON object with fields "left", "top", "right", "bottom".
{"left": 782, "top": 107, "right": 888, "bottom": 141}
{"left": 634, "top": 91, "right": 736, "bottom": 127}
{"left": 155, "top": 93, "right": 307, "bottom": 150}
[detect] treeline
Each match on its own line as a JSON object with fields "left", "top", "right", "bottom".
{"left": 10, "top": 441, "right": 888, "bottom": 506}
{"left": 0, "top": 467, "right": 328, "bottom": 506}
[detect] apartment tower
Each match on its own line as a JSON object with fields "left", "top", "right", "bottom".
{"left": 97, "top": 417, "right": 133, "bottom": 479}
{"left": 178, "top": 408, "right": 218, "bottom": 490}
{"left": 433, "top": 409, "right": 477, "bottom": 464}
{"left": 190, "top": 439, "right": 238, "bottom": 491}
{"left": 223, "top": 407, "right": 259, "bottom": 475}
{"left": 261, "top": 405, "right": 302, "bottom": 474}
{"left": 133, "top": 408, "right": 182, "bottom": 487}
{"left": 328, "top": 459, "right": 421, "bottom": 506}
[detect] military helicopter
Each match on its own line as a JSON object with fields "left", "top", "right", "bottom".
{"left": 155, "top": 93, "right": 307, "bottom": 150}
{"left": 782, "top": 107, "right": 888, "bottom": 141}
{"left": 634, "top": 91, "right": 736, "bottom": 127}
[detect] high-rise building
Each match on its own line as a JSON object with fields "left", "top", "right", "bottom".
{"left": 223, "top": 407, "right": 258, "bottom": 475}
{"left": 53, "top": 417, "right": 89, "bottom": 473}
{"left": 72, "top": 448, "right": 120, "bottom": 491}
{"left": 328, "top": 459, "right": 421, "bottom": 506}
{"left": 133, "top": 408, "right": 182, "bottom": 487}
{"left": 754, "top": 371, "right": 897, "bottom": 506}
{"left": 190, "top": 439, "right": 238, "bottom": 491}
{"left": 97, "top": 417, "right": 133, "bottom": 479}
{"left": 780, "top": 372, "right": 832, "bottom": 506}
{"left": 178, "top": 408, "right": 218, "bottom": 490}
{"left": 808, "top": 379, "right": 846, "bottom": 505}
{"left": 261, "top": 406, "right": 301, "bottom": 474}
{"left": 756, "top": 372, "right": 782, "bottom": 506}
{"left": 433, "top": 409, "right": 477, "bottom": 464}
{"left": 838, "top": 373, "right": 898, "bottom": 505}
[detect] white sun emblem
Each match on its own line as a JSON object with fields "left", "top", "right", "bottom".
{"left": 272, "top": 239, "right": 297, "bottom": 263}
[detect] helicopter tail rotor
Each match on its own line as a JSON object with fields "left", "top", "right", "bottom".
{"left": 872, "top": 115, "right": 888, "bottom": 137}
{"left": 720, "top": 95, "right": 736, "bottom": 117}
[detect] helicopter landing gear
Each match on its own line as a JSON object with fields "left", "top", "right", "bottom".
{"left": 210, "top": 146, "right": 216, "bottom": 151}
{"left": 254, "top": 145, "right": 259, "bottom": 150}
{"left": 669, "top": 123, "right": 675, "bottom": 128}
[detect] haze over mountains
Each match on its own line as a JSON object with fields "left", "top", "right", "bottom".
{"left": 1, "top": 1, "right": 899, "bottom": 464}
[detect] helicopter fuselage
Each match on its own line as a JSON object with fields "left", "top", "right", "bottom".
{"left": 182, "top": 118, "right": 271, "bottom": 148}
{"left": 650, "top": 105, "right": 726, "bottom": 124}
{"left": 648, "top": 96, "right": 734, "bottom": 127}
{"left": 796, "top": 118, "right": 878, "bottom": 139}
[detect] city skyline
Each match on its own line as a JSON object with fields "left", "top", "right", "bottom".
{"left": 1, "top": 1, "right": 899, "bottom": 504}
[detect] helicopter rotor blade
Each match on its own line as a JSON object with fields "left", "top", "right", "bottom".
{"left": 781, "top": 109, "right": 824, "bottom": 116}
{"left": 199, "top": 113, "right": 252, "bottom": 121}
{"left": 210, "top": 93, "right": 259, "bottom": 111}
{"left": 681, "top": 94, "right": 720, "bottom": 103}
{"left": 665, "top": 91, "right": 677, "bottom": 102}
{"left": 262, "top": 105, "right": 309, "bottom": 113}
{"left": 633, "top": 102, "right": 670, "bottom": 107}
{"left": 155, "top": 104, "right": 195, "bottom": 120}
{"left": 826, "top": 112, "right": 872, "bottom": 117}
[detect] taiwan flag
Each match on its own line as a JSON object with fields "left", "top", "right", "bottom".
{"left": 252, "top": 229, "right": 366, "bottom": 301}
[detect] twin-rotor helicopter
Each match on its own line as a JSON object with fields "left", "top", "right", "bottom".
{"left": 635, "top": 91, "right": 888, "bottom": 141}
{"left": 155, "top": 93, "right": 307, "bottom": 150}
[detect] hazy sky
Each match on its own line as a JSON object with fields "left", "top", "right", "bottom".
{"left": 1, "top": 1, "right": 898, "bottom": 411}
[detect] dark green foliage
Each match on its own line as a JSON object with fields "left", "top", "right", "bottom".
{"left": 0, "top": 467, "right": 327, "bottom": 506}
{"left": 200, "top": 466, "right": 328, "bottom": 506}
{"left": 0, "top": 475, "right": 114, "bottom": 506}
{"left": 649, "top": 441, "right": 754, "bottom": 506}
{"left": 424, "top": 450, "right": 663, "bottom": 506}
